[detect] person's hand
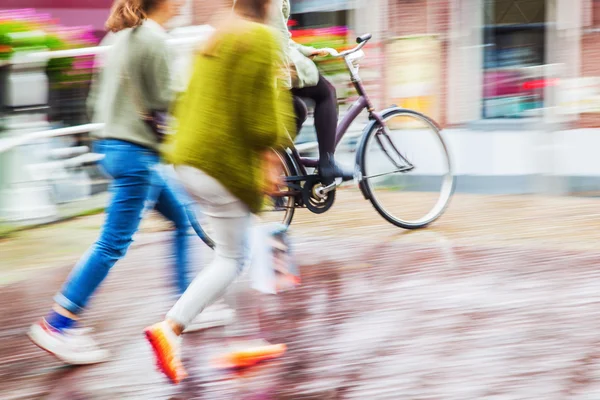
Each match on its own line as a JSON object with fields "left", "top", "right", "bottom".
{"left": 310, "top": 49, "right": 331, "bottom": 58}
{"left": 262, "top": 150, "right": 284, "bottom": 195}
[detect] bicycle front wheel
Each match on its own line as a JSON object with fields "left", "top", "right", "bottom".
{"left": 358, "top": 108, "right": 455, "bottom": 229}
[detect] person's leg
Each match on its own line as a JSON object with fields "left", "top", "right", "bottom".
{"left": 55, "top": 148, "right": 155, "bottom": 313}
{"left": 166, "top": 211, "right": 249, "bottom": 329}
{"left": 292, "top": 75, "right": 352, "bottom": 184}
{"left": 144, "top": 166, "right": 250, "bottom": 383}
{"left": 292, "top": 95, "right": 308, "bottom": 135}
{"left": 166, "top": 166, "right": 249, "bottom": 329}
{"left": 152, "top": 164, "right": 237, "bottom": 332}
{"left": 292, "top": 75, "right": 337, "bottom": 157}
{"left": 29, "top": 140, "right": 156, "bottom": 365}
{"left": 151, "top": 168, "right": 192, "bottom": 296}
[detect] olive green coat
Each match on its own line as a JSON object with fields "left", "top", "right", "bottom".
{"left": 166, "top": 20, "right": 294, "bottom": 213}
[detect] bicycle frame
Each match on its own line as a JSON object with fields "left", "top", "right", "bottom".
{"left": 287, "top": 34, "right": 409, "bottom": 182}
{"left": 270, "top": 35, "right": 453, "bottom": 229}
{"left": 295, "top": 66, "right": 380, "bottom": 172}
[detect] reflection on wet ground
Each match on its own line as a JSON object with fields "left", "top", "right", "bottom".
{"left": 3, "top": 227, "right": 600, "bottom": 399}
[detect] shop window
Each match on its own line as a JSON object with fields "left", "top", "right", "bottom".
{"left": 291, "top": 10, "right": 348, "bottom": 29}
{"left": 482, "top": 0, "right": 547, "bottom": 118}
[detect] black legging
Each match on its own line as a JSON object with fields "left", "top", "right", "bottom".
{"left": 291, "top": 74, "right": 337, "bottom": 158}
{"left": 292, "top": 95, "right": 308, "bottom": 135}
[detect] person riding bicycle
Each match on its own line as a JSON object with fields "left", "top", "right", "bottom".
{"left": 270, "top": 0, "right": 353, "bottom": 186}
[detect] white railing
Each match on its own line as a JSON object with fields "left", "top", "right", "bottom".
{"left": 0, "top": 26, "right": 216, "bottom": 222}
{"left": 13, "top": 35, "right": 208, "bottom": 64}
{"left": 0, "top": 123, "right": 104, "bottom": 154}
{"left": 1, "top": 25, "right": 214, "bottom": 152}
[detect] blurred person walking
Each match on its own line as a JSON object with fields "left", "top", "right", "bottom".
{"left": 143, "top": 0, "right": 294, "bottom": 383}
{"left": 270, "top": 0, "right": 353, "bottom": 185}
{"left": 27, "top": 0, "right": 228, "bottom": 365}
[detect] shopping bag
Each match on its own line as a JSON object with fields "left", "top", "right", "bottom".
{"left": 249, "top": 223, "right": 300, "bottom": 295}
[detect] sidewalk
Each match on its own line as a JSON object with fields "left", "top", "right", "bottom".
{"left": 2, "top": 191, "right": 600, "bottom": 399}
{"left": 2, "top": 190, "right": 600, "bottom": 285}
{"left": 0, "top": 192, "right": 109, "bottom": 239}
{"left": 0, "top": 198, "right": 169, "bottom": 286}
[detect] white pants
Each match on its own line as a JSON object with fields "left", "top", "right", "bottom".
{"left": 166, "top": 165, "right": 251, "bottom": 328}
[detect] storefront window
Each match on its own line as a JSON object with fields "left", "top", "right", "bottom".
{"left": 291, "top": 0, "right": 354, "bottom": 14}
{"left": 483, "top": 0, "right": 547, "bottom": 118}
{"left": 291, "top": 10, "right": 348, "bottom": 29}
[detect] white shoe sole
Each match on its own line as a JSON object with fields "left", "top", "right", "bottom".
{"left": 28, "top": 324, "right": 110, "bottom": 365}
{"left": 183, "top": 309, "right": 236, "bottom": 334}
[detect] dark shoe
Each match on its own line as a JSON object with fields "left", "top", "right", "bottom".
{"left": 319, "top": 153, "right": 354, "bottom": 186}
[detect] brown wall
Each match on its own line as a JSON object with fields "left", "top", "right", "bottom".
{"left": 580, "top": 24, "right": 600, "bottom": 128}
{"left": 192, "top": 0, "right": 232, "bottom": 26}
{"left": 386, "top": 0, "right": 451, "bottom": 126}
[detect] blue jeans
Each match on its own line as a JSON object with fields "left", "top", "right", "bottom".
{"left": 54, "top": 139, "right": 191, "bottom": 314}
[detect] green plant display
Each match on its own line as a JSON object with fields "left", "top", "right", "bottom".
{"left": 0, "top": 10, "right": 97, "bottom": 87}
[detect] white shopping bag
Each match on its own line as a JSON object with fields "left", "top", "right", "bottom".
{"left": 249, "top": 224, "right": 299, "bottom": 295}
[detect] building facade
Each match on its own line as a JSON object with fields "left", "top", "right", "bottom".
{"left": 191, "top": 0, "right": 600, "bottom": 194}
{"left": 192, "top": 0, "right": 600, "bottom": 130}
{"left": 384, "top": 0, "right": 600, "bottom": 129}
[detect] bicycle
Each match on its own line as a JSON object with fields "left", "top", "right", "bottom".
{"left": 190, "top": 33, "right": 455, "bottom": 248}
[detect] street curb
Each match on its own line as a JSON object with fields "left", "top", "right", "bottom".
{"left": 0, "top": 207, "right": 105, "bottom": 240}
{"left": 0, "top": 193, "right": 108, "bottom": 240}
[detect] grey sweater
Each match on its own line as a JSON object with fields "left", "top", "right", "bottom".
{"left": 87, "top": 20, "right": 173, "bottom": 152}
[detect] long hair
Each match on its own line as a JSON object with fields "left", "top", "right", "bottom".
{"left": 233, "top": 0, "right": 272, "bottom": 23}
{"left": 105, "top": 0, "right": 164, "bottom": 32}
{"left": 201, "top": 0, "right": 271, "bottom": 57}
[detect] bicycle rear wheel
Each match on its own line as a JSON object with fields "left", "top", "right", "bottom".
{"left": 260, "top": 149, "right": 296, "bottom": 227}
{"left": 358, "top": 108, "right": 455, "bottom": 229}
{"left": 187, "top": 150, "right": 296, "bottom": 248}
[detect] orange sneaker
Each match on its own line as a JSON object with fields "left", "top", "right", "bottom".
{"left": 213, "top": 340, "right": 287, "bottom": 369}
{"left": 144, "top": 321, "right": 188, "bottom": 384}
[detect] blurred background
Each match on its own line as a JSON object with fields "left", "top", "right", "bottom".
{"left": 1, "top": 0, "right": 599, "bottom": 229}
{"left": 3, "top": 1, "right": 600, "bottom": 398}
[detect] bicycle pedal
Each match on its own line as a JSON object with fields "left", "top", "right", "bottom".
{"left": 327, "top": 181, "right": 338, "bottom": 190}
{"left": 316, "top": 182, "right": 337, "bottom": 197}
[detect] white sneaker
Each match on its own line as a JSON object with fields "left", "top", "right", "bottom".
{"left": 184, "top": 303, "right": 236, "bottom": 333}
{"left": 28, "top": 319, "right": 110, "bottom": 365}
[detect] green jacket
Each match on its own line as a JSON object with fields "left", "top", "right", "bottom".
{"left": 87, "top": 20, "right": 173, "bottom": 152}
{"left": 166, "top": 21, "right": 294, "bottom": 214}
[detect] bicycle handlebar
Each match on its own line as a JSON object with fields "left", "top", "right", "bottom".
{"left": 319, "top": 33, "right": 372, "bottom": 59}
{"left": 356, "top": 33, "right": 373, "bottom": 44}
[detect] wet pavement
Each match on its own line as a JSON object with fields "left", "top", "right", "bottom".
{"left": 2, "top": 192, "right": 600, "bottom": 399}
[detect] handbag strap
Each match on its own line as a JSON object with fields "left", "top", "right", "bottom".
{"left": 121, "top": 28, "right": 151, "bottom": 120}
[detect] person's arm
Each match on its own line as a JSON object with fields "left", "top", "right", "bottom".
{"left": 86, "top": 69, "right": 100, "bottom": 121}
{"left": 267, "top": 0, "right": 293, "bottom": 89}
{"left": 242, "top": 28, "right": 294, "bottom": 150}
{"left": 86, "top": 33, "right": 116, "bottom": 120}
{"left": 289, "top": 39, "right": 319, "bottom": 57}
{"left": 282, "top": 0, "right": 321, "bottom": 57}
{"left": 270, "top": 0, "right": 291, "bottom": 63}
{"left": 142, "top": 38, "right": 174, "bottom": 111}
